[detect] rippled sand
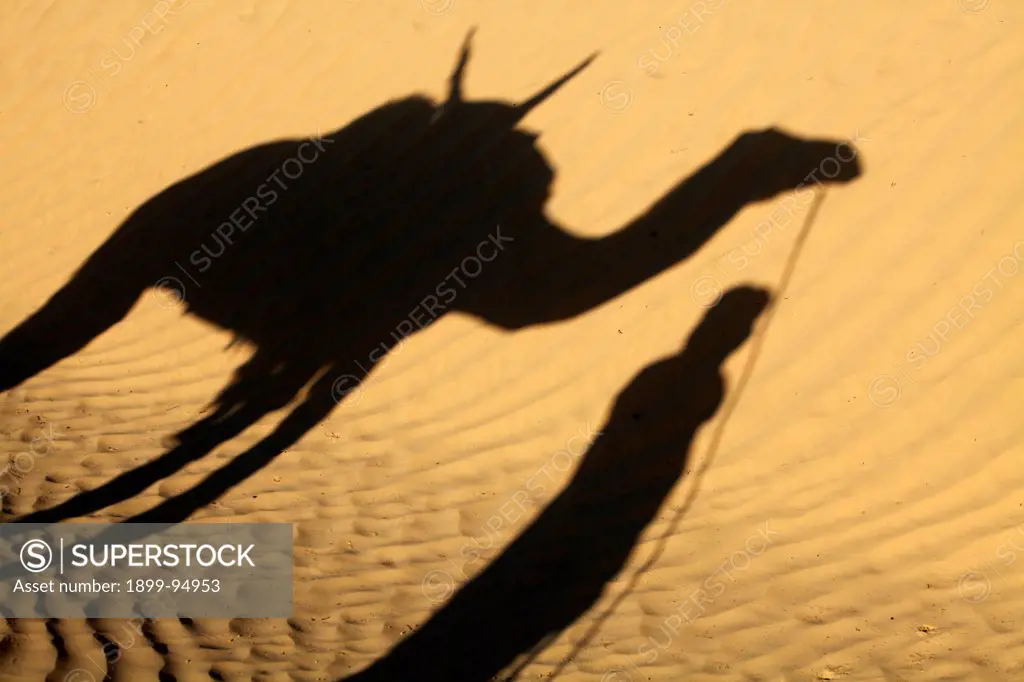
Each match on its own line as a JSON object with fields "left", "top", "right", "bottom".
{"left": 1, "top": 1, "right": 1023, "bottom": 680}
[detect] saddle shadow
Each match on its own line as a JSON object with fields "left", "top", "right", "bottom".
{"left": 341, "top": 285, "right": 772, "bottom": 681}
{"left": 1, "top": 29, "right": 860, "bottom": 524}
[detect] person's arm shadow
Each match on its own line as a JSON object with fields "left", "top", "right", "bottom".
{"left": 340, "top": 285, "right": 772, "bottom": 682}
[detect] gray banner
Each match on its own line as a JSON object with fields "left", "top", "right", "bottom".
{"left": 0, "top": 523, "right": 293, "bottom": 618}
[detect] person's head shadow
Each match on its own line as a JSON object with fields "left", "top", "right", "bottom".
{"left": 0, "top": 29, "right": 861, "bottom": 524}
{"left": 340, "top": 285, "right": 772, "bottom": 682}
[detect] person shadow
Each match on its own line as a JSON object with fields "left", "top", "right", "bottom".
{"left": 340, "top": 285, "right": 771, "bottom": 682}
{"left": 0, "top": 29, "right": 860, "bottom": 524}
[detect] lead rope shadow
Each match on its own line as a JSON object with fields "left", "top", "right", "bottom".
{"left": 528, "top": 189, "right": 829, "bottom": 682}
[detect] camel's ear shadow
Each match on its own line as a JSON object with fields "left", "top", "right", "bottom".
{"left": 437, "top": 25, "right": 598, "bottom": 124}
{"left": 512, "top": 51, "right": 598, "bottom": 124}
{"left": 444, "top": 26, "right": 477, "bottom": 108}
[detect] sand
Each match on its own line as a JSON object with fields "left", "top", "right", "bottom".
{"left": 1, "top": 1, "right": 1022, "bottom": 680}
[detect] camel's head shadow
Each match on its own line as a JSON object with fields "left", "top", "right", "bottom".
{"left": 726, "top": 126, "right": 863, "bottom": 203}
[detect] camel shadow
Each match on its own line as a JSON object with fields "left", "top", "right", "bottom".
{"left": 0, "top": 29, "right": 860, "bottom": 524}
{"left": 341, "top": 286, "right": 772, "bottom": 681}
